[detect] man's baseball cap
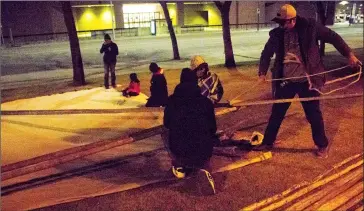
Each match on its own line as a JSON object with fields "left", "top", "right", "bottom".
{"left": 271, "top": 4, "right": 297, "bottom": 22}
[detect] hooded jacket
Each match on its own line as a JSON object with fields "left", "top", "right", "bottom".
{"left": 146, "top": 69, "right": 168, "bottom": 107}
{"left": 259, "top": 16, "right": 352, "bottom": 90}
{"left": 163, "top": 82, "right": 216, "bottom": 161}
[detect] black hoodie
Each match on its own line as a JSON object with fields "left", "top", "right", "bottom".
{"left": 163, "top": 82, "right": 217, "bottom": 161}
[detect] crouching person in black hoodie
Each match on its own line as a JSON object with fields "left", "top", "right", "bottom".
{"left": 163, "top": 68, "right": 217, "bottom": 195}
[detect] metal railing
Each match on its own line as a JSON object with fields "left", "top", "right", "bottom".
{"left": 1, "top": 27, "right": 138, "bottom": 45}
{"left": 180, "top": 22, "right": 277, "bottom": 33}
{"left": 1, "top": 22, "right": 278, "bottom": 45}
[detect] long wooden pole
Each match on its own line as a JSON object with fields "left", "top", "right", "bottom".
{"left": 241, "top": 153, "right": 363, "bottom": 211}
{"left": 285, "top": 167, "right": 362, "bottom": 210}
{"left": 354, "top": 205, "right": 364, "bottom": 211}
{"left": 241, "top": 159, "right": 363, "bottom": 211}
{"left": 214, "top": 152, "right": 272, "bottom": 173}
{"left": 317, "top": 181, "right": 363, "bottom": 210}
{"left": 260, "top": 160, "right": 363, "bottom": 211}
{"left": 2, "top": 137, "right": 134, "bottom": 180}
{"left": 231, "top": 93, "right": 363, "bottom": 107}
{"left": 261, "top": 162, "right": 363, "bottom": 211}
{"left": 334, "top": 192, "right": 363, "bottom": 211}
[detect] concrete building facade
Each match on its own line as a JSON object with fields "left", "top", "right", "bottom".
{"left": 2, "top": 1, "right": 360, "bottom": 41}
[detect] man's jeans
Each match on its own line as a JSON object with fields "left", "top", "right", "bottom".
{"left": 263, "top": 81, "right": 328, "bottom": 148}
{"left": 104, "top": 62, "right": 116, "bottom": 88}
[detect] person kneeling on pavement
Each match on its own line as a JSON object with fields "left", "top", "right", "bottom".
{"left": 146, "top": 62, "right": 168, "bottom": 107}
{"left": 190, "top": 55, "right": 224, "bottom": 105}
{"left": 163, "top": 68, "right": 217, "bottom": 195}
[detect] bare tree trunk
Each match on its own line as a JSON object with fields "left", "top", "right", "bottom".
{"left": 215, "top": 1, "right": 236, "bottom": 68}
{"left": 160, "top": 1, "right": 180, "bottom": 60}
{"left": 61, "top": 1, "right": 85, "bottom": 85}
{"left": 316, "top": 2, "right": 327, "bottom": 56}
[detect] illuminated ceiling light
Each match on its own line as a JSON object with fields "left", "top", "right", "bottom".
{"left": 123, "top": 4, "right": 158, "bottom": 13}
{"left": 102, "top": 11, "right": 112, "bottom": 22}
{"left": 73, "top": 4, "right": 112, "bottom": 8}
{"left": 339, "top": 1, "right": 349, "bottom": 5}
{"left": 169, "top": 9, "right": 176, "bottom": 17}
{"left": 84, "top": 12, "right": 93, "bottom": 21}
{"left": 185, "top": 2, "right": 208, "bottom": 5}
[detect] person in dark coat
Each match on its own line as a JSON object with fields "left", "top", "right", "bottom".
{"left": 145, "top": 62, "right": 168, "bottom": 107}
{"left": 163, "top": 68, "right": 217, "bottom": 195}
{"left": 100, "top": 34, "right": 119, "bottom": 89}
{"left": 255, "top": 4, "right": 362, "bottom": 158}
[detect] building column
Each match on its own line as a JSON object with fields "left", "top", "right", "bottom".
{"left": 236, "top": 1, "right": 239, "bottom": 25}
{"left": 113, "top": 1, "right": 124, "bottom": 28}
{"left": 176, "top": 2, "right": 184, "bottom": 26}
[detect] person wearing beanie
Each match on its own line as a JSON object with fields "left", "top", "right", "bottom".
{"left": 163, "top": 68, "right": 217, "bottom": 194}
{"left": 190, "top": 55, "right": 224, "bottom": 104}
{"left": 145, "top": 62, "right": 168, "bottom": 107}
{"left": 255, "top": 4, "right": 362, "bottom": 158}
{"left": 100, "top": 33, "right": 119, "bottom": 89}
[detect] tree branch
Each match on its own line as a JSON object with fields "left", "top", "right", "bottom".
{"left": 214, "top": 1, "right": 223, "bottom": 11}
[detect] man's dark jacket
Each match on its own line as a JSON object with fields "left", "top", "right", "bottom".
{"left": 163, "top": 82, "right": 216, "bottom": 161}
{"left": 259, "top": 16, "right": 352, "bottom": 90}
{"left": 100, "top": 42, "right": 119, "bottom": 64}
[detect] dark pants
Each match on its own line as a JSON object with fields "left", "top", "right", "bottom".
{"left": 104, "top": 62, "right": 116, "bottom": 88}
{"left": 263, "top": 81, "right": 328, "bottom": 148}
{"left": 161, "top": 130, "right": 212, "bottom": 171}
{"left": 122, "top": 89, "right": 139, "bottom": 97}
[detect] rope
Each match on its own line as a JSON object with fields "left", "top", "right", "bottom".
{"left": 310, "top": 65, "right": 362, "bottom": 95}
{"left": 233, "top": 54, "right": 260, "bottom": 60}
{"left": 230, "top": 65, "right": 362, "bottom": 103}
{"left": 229, "top": 80, "right": 263, "bottom": 103}
{"left": 265, "top": 65, "right": 352, "bottom": 82}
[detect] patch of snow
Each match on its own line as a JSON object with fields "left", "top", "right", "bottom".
{"left": 1, "top": 88, "right": 148, "bottom": 110}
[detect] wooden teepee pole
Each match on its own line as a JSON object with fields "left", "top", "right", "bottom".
{"left": 285, "top": 167, "right": 362, "bottom": 210}
{"left": 241, "top": 153, "right": 363, "bottom": 211}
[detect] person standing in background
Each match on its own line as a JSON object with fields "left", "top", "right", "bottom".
{"left": 100, "top": 34, "right": 119, "bottom": 89}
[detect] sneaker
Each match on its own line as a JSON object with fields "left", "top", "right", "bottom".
{"left": 316, "top": 147, "right": 329, "bottom": 159}
{"left": 196, "top": 169, "right": 216, "bottom": 195}
{"left": 253, "top": 144, "right": 273, "bottom": 152}
{"left": 172, "top": 166, "right": 186, "bottom": 179}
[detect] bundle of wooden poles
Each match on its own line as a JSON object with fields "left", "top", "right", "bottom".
{"left": 241, "top": 153, "right": 363, "bottom": 211}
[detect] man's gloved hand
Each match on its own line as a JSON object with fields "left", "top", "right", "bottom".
{"left": 258, "top": 74, "right": 266, "bottom": 83}
{"left": 348, "top": 53, "right": 362, "bottom": 68}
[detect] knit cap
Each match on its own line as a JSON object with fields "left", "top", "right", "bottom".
{"left": 190, "top": 55, "right": 207, "bottom": 71}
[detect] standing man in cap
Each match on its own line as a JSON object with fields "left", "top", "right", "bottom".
{"left": 100, "top": 33, "right": 119, "bottom": 89}
{"left": 190, "top": 55, "right": 224, "bottom": 104}
{"left": 256, "top": 4, "right": 361, "bottom": 158}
